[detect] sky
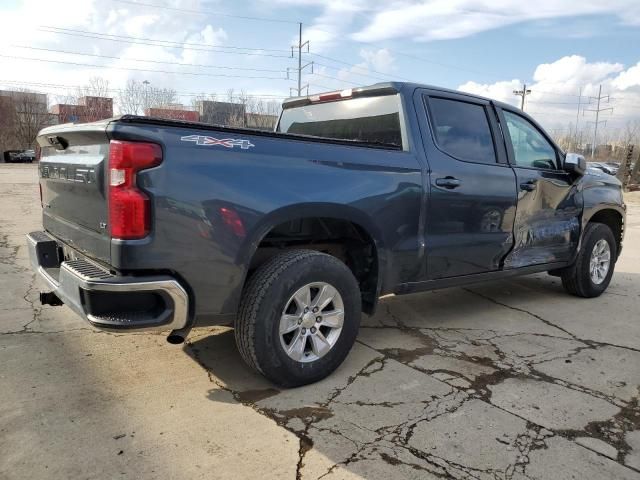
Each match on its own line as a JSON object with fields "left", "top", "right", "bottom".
{"left": 1, "top": 0, "right": 640, "bottom": 137}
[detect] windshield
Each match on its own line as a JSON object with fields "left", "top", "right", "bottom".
{"left": 277, "top": 94, "right": 405, "bottom": 149}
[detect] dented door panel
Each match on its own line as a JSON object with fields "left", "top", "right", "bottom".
{"left": 504, "top": 169, "right": 582, "bottom": 268}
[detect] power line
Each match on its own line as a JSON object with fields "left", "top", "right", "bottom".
{"left": 0, "top": 79, "right": 289, "bottom": 98}
{"left": 384, "top": 49, "right": 494, "bottom": 78}
{"left": 40, "top": 26, "right": 290, "bottom": 53}
{"left": 308, "top": 72, "right": 364, "bottom": 87}
{"left": 113, "top": 1, "right": 497, "bottom": 81}
{"left": 308, "top": 83, "right": 338, "bottom": 92}
{"left": 0, "top": 54, "right": 290, "bottom": 80}
{"left": 38, "top": 27, "right": 292, "bottom": 58}
{"left": 110, "top": 0, "right": 299, "bottom": 24}
{"left": 532, "top": 90, "right": 585, "bottom": 98}
{"left": 584, "top": 84, "right": 613, "bottom": 159}
{"left": 527, "top": 100, "right": 583, "bottom": 106}
{"left": 312, "top": 62, "right": 391, "bottom": 83}
{"left": 11, "top": 45, "right": 287, "bottom": 73}
{"left": 307, "top": 52, "right": 413, "bottom": 82}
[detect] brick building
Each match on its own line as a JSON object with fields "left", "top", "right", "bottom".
{"left": 245, "top": 112, "right": 278, "bottom": 130}
{"left": 50, "top": 96, "right": 113, "bottom": 124}
{"left": 196, "top": 100, "right": 246, "bottom": 126}
{"left": 0, "top": 90, "right": 52, "bottom": 155}
{"left": 144, "top": 107, "right": 199, "bottom": 122}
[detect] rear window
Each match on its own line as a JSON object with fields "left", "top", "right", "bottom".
{"left": 277, "top": 94, "right": 405, "bottom": 149}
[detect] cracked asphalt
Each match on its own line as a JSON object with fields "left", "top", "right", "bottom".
{"left": 1, "top": 163, "right": 640, "bottom": 480}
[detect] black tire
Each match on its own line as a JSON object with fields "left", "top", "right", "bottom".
{"left": 561, "top": 222, "right": 617, "bottom": 298}
{"left": 235, "top": 249, "right": 361, "bottom": 387}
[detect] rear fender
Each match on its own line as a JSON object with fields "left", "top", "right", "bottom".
{"left": 227, "top": 203, "right": 387, "bottom": 314}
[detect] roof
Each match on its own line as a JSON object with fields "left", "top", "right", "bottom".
{"left": 282, "top": 81, "right": 516, "bottom": 111}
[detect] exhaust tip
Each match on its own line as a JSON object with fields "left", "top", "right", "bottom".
{"left": 167, "top": 334, "right": 185, "bottom": 345}
{"left": 40, "top": 291, "right": 63, "bottom": 307}
{"left": 167, "top": 326, "right": 191, "bottom": 345}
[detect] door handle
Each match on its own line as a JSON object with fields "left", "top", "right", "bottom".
{"left": 520, "top": 180, "right": 537, "bottom": 192}
{"left": 435, "top": 177, "right": 461, "bottom": 189}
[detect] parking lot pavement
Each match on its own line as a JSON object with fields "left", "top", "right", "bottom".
{"left": 1, "top": 163, "right": 639, "bottom": 480}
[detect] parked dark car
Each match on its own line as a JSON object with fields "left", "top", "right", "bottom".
{"left": 27, "top": 82, "right": 626, "bottom": 386}
{"left": 3, "top": 149, "right": 35, "bottom": 163}
{"left": 588, "top": 161, "right": 617, "bottom": 175}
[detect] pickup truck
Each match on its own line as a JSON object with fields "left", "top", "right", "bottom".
{"left": 28, "top": 82, "right": 625, "bottom": 387}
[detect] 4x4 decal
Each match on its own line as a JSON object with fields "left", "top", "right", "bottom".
{"left": 181, "top": 135, "right": 255, "bottom": 150}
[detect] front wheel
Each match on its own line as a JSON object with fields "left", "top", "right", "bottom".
{"left": 235, "top": 249, "right": 361, "bottom": 387}
{"left": 561, "top": 222, "right": 617, "bottom": 298}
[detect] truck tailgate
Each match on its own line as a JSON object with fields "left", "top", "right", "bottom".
{"left": 37, "top": 123, "right": 111, "bottom": 264}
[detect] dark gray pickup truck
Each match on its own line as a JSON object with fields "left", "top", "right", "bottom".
{"left": 28, "top": 82, "right": 625, "bottom": 386}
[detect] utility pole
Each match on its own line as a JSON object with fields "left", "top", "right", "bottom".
{"left": 574, "top": 87, "right": 582, "bottom": 152}
{"left": 584, "top": 84, "right": 613, "bottom": 159}
{"left": 513, "top": 84, "right": 531, "bottom": 111}
{"left": 288, "top": 22, "right": 313, "bottom": 97}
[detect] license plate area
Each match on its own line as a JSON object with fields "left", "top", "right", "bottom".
{"left": 31, "top": 232, "right": 61, "bottom": 268}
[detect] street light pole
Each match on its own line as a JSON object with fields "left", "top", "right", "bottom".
{"left": 142, "top": 80, "right": 150, "bottom": 115}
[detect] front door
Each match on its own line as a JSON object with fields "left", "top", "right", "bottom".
{"left": 416, "top": 90, "right": 518, "bottom": 280}
{"left": 497, "top": 108, "right": 581, "bottom": 268}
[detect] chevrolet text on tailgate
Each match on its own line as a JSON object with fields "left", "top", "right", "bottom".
{"left": 28, "top": 82, "right": 626, "bottom": 387}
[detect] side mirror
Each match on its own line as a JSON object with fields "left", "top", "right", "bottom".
{"left": 564, "top": 153, "right": 586, "bottom": 176}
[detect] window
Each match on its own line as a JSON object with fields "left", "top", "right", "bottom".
{"left": 277, "top": 94, "right": 404, "bottom": 149}
{"left": 503, "top": 111, "right": 557, "bottom": 169}
{"left": 428, "top": 97, "right": 497, "bottom": 164}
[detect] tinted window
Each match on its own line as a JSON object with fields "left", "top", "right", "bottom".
{"left": 428, "top": 97, "right": 497, "bottom": 164}
{"left": 503, "top": 111, "right": 557, "bottom": 169}
{"left": 277, "top": 94, "right": 404, "bottom": 148}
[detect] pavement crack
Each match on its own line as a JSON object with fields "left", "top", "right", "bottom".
{"left": 463, "top": 288, "right": 580, "bottom": 340}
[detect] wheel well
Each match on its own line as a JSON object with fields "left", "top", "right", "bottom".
{"left": 589, "top": 209, "right": 623, "bottom": 255}
{"left": 248, "top": 217, "right": 378, "bottom": 314}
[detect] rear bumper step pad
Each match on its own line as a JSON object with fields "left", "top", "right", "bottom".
{"left": 26, "top": 231, "right": 189, "bottom": 332}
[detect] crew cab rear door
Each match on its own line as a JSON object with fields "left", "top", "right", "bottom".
{"left": 416, "top": 89, "right": 518, "bottom": 279}
{"left": 496, "top": 107, "right": 581, "bottom": 268}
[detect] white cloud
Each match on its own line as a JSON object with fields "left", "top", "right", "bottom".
{"left": 533, "top": 55, "right": 623, "bottom": 85}
{"left": 458, "top": 79, "right": 523, "bottom": 106}
{"left": 264, "top": 0, "right": 368, "bottom": 52}
{"left": 457, "top": 55, "right": 640, "bottom": 135}
{"left": 612, "top": 62, "right": 640, "bottom": 90}
{"left": 0, "top": 0, "right": 291, "bottom": 111}
{"left": 304, "top": 48, "right": 396, "bottom": 91}
{"left": 351, "top": 0, "right": 640, "bottom": 42}
{"left": 359, "top": 48, "right": 395, "bottom": 73}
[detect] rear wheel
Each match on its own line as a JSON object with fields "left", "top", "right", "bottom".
{"left": 235, "top": 249, "right": 361, "bottom": 387}
{"left": 561, "top": 222, "right": 617, "bottom": 298}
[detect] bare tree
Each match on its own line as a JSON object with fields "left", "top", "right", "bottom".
{"left": 117, "top": 79, "right": 177, "bottom": 115}
{"left": 245, "top": 96, "right": 281, "bottom": 130}
{"left": 3, "top": 90, "right": 51, "bottom": 149}
{"left": 224, "top": 89, "right": 247, "bottom": 127}
{"left": 620, "top": 120, "right": 640, "bottom": 147}
{"left": 76, "top": 76, "right": 110, "bottom": 99}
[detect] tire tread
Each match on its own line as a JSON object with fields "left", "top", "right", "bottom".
{"left": 561, "top": 222, "right": 616, "bottom": 298}
{"left": 235, "top": 249, "right": 325, "bottom": 375}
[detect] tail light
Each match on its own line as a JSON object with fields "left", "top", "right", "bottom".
{"left": 108, "top": 140, "right": 162, "bottom": 239}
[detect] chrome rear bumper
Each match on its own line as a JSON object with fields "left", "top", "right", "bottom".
{"left": 27, "top": 231, "right": 189, "bottom": 332}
